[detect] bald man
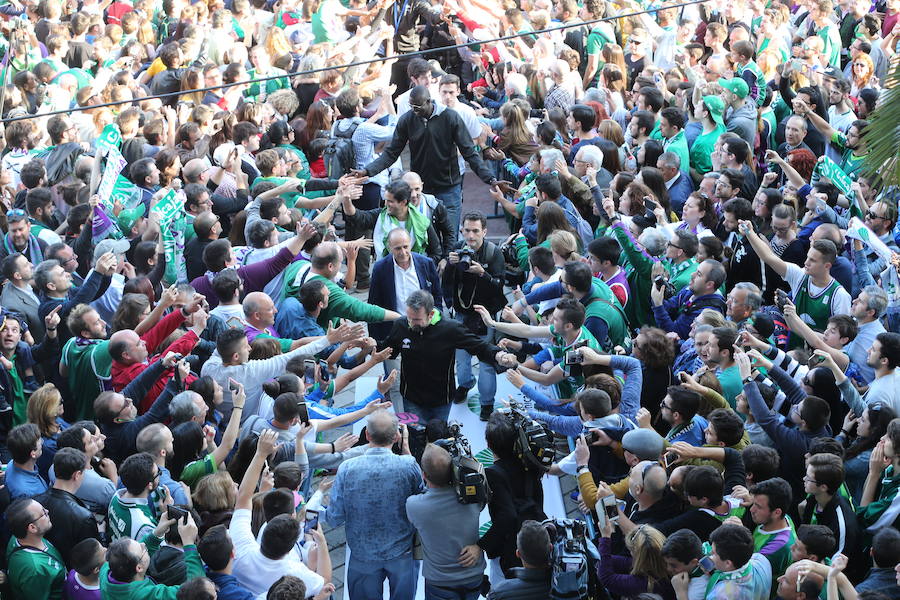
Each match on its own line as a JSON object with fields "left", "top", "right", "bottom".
{"left": 109, "top": 308, "right": 208, "bottom": 412}
{"left": 243, "top": 291, "right": 320, "bottom": 352}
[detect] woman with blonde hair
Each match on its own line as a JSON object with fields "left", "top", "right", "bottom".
{"left": 27, "top": 383, "right": 68, "bottom": 479}
{"left": 600, "top": 63, "right": 627, "bottom": 114}
{"left": 193, "top": 471, "right": 238, "bottom": 536}
{"left": 548, "top": 229, "right": 581, "bottom": 265}
{"left": 179, "top": 68, "right": 205, "bottom": 106}
{"left": 598, "top": 517, "right": 673, "bottom": 597}
{"left": 498, "top": 101, "right": 539, "bottom": 166}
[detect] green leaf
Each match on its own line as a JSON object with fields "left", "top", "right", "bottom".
{"left": 861, "top": 57, "right": 900, "bottom": 188}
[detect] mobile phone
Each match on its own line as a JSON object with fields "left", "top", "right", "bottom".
{"left": 296, "top": 401, "right": 310, "bottom": 424}
{"left": 318, "top": 360, "right": 331, "bottom": 383}
{"left": 775, "top": 289, "right": 789, "bottom": 312}
{"left": 808, "top": 354, "right": 826, "bottom": 367}
{"left": 228, "top": 377, "right": 240, "bottom": 394}
{"left": 565, "top": 349, "right": 583, "bottom": 365}
{"left": 679, "top": 372, "right": 688, "bottom": 383}
{"left": 654, "top": 275, "right": 667, "bottom": 291}
{"left": 303, "top": 359, "right": 316, "bottom": 386}
{"left": 167, "top": 505, "right": 188, "bottom": 522}
{"left": 662, "top": 453, "right": 677, "bottom": 469}
{"left": 304, "top": 509, "right": 320, "bottom": 533}
{"left": 643, "top": 196, "right": 659, "bottom": 210}
{"left": 601, "top": 494, "right": 619, "bottom": 523}
{"left": 698, "top": 555, "right": 715, "bottom": 573}
{"left": 585, "top": 429, "right": 600, "bottom": 444}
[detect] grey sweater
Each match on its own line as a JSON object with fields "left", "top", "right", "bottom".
{"left": 406, "top": 486, "right": 485, "bottom": 587}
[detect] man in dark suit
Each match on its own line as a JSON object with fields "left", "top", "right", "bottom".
{"left": 368, "top": 228, "right": 442, "bottom": 408}
{"left": 657, "top": 152, "right": 694, "bottom": 217}
{"left": 1, "top": 253, "right": 44, "bottom": 340}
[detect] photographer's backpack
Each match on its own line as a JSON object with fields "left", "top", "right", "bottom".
{"left": 324, "top": 120, "right": 360, "bottom": 178}
{"left": 544, "top": 519, "right": 597, "bottom": 600}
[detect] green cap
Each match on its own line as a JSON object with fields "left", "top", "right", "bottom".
{"left": 718, "top": 77, "right": 749, "bottom": 100}
{"left": 117, "top": 205, "right": 144, "bottom": 233}
{"left": 702, "top": 95, "right": 726, "bottom": 127}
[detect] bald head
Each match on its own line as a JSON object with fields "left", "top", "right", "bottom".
{"left": 410, "top": 85, "right": 431, "bottom": 105}
{"left": 632, "top": 460, "right": 667, "bottom": 500}
{"left": 365, "top": 409, "right": 399, "bottom": 447}
{"left": 421, "top": 443, "right": 452, "bottom": 486}
{"left": 182, "top": 158, "right": 208, "bottom": 183}
{"left": 242, "top": 291, "right": 275, "bottom": 324}
{"left": 401, "top": 171, "right": 422, "bottom": 187}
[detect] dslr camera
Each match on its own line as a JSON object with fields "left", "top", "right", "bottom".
{"left": 457, "top": 247, "right": 476, "bottom": 268}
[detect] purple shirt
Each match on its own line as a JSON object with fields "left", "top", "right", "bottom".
{"left": 64, "top": 570, "right": 100, "bottom": 600}
{"left": 190, "top": 246, "right": 295, "bottom": 309}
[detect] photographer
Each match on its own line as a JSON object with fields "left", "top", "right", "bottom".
{"left": 442, "top": 212, "right": 507, "bottom": 421}
{"left": 406, "top": 443, "right": 486, "bottom": 599}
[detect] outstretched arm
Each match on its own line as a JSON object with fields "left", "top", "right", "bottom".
{"left": 738, "top": 219, "right": 788, "bottom": 278}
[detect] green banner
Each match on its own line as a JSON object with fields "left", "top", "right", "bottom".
{"left": 814, "top": 156, "right": 853, "bottom": 199}
{"left": 151, "top": 190, "right": 186, "bottom": 284}
{"left": 95, "top": 124, "right": 122, "bottom": 153}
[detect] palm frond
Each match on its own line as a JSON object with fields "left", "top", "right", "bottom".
{"left": 862, "top": 55, "right": 900, "bottom": 189}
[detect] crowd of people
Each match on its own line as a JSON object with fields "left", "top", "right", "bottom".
{"left": 0, "top": 0, "right": 899, "bottom": 597}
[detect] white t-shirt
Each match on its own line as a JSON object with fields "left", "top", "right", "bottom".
{"left": 230, "top": 508, "right": 325, "bottom": 597}
{"left": 783, "top": 263, "right": 852, "bottom": 321}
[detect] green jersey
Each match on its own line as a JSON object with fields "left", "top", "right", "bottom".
{"left": 664, "top": 130, "right": 691, "bottom": 174}
{"left": 548, "top": 324, "right": 601, "bottom": 399}
{"left": 60, "top": 338, "right": 112, "bottom": 421}
{"left": 6, "top": 537, "right": 66, "bottom": 600}
{"left": 752, "top": 516, "right": 796, "bottom": 585}
{"left": 790, "top": 275, "right": 844, "bottom": 348}
{"left": 666, "top": 258, "right": 698, "bottom": 292}
{"left": 179, "top": 454, "right": 217, "bottom": 490}
{"left": 108, "top": 489, "right": 158, "bottom": 543}
{"left": 690, "top": 125, "right": 726, "bottom": 174}
{"left": 829, "top": 130, "right": 866, "bottom": 180}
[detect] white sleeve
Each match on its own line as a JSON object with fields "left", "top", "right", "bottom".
{"left": 831, "top": 287, "right": 852, "bottom": 317}
{"left": 228, "top": 508, "right": 257, "bottom": 553}
{"left": 557, "top": 450, "right": 579, "bottom": 475}
{"left": 784, "top": 263, "right": 804, "bottom": 295}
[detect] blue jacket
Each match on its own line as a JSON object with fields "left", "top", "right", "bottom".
{"left": 667, "top": 171, "right": 694, "bottom": 216}
{"left": 207, "top": 571, "right": 255, "bottom": 600}
{"left": 651, "top": 288, "right": 726, "bottom": 340}
{"left": 368, "top": 252, "right": 442, "bottom": 339}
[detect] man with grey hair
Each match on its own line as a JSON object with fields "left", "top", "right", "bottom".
{"left": 847, "top": 285, "right": 889, "bottom": 383}
{"left": 169, "top": 390, "right": 207, "bottom": 426}
{"left": 322, "top": 409, "right": 424, "bottom": 600}
{"left": 656, "top": 151, "right": 694, "bottom": 216}
{"left": 573, "top": 145, "right": 612, "bottom": 190}
{"left": 726, "top": 282, "right": 763, "bottom": 327}
{"left": 377, "top": 290, "right": 516, "bottom": 422}
{"left": 544, "top": 60, "right": 573, "bottom": 112}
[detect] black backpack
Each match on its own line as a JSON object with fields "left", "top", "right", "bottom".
{"left": 323, "top": 120, "right": 360, "bottom": 179}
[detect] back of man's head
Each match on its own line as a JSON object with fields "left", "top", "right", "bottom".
{"left": 259, "top": 514, "right": 301, "bottom": 560}
{"left": 872, "top": 527, "right": 900, "bottom": 567}
{"left": 366, "top": 409, "right": 399, "bottom": 446}
{"left": 421, "top": 444, "right": 452, "bottom": 486}
{"left": 709, "top": 524, "right": 753, "bottom": 570}
{"left": 198, "top": 525, "right": 233, "bottom": 572}
{"left": 262, "top": 488, "right": 296, "bottom": 522}
{"left": 517, "top": 520, "right": 552, "bottom": 567}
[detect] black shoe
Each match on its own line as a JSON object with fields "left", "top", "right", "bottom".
{"left": 480, "top": 405, "right": 493, "bottom": 421}
{"left": 453, "top": 386, "right": 471, "bottom": 404}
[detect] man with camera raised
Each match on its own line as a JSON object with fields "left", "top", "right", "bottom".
{"left": 442, "top": 211, "right": 507, "bottom": 421}
{"left": 406, "top": 443, "right": 486, "bottom": 600}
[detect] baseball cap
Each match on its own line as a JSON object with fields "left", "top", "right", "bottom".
{"left": 718, "top": 77, "right": 749, "bottom": 100}
{"left": 117, "top": 205, "right": 144, "bottom": 233}
{"left": 622, "top": 428, "right": 664, "bottom": 461}
{"left": 93, "top": 238, "right": 130, "bottom": 261}
{"left": 702, "top": 95, "right": 726, "bottom": 127}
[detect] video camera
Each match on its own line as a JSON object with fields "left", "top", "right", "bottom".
{"left": 434, "top": 422, "right": 491, "bottom": 505}
{"left": 497, "top": 400, "right": 556, "bottom": 472}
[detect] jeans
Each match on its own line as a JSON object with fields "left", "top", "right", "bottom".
{"left": 455, "top": 331, "right": 497, "bottom": 407}
{"left": 404, "top": 399, "right": 452, "bottom": 423}
{"left": 430, "top": 184, "right": 463, "bottom": 244}
{"left": 346, "top": 553, "right": 419, "bottom": 600}
{"left": 424, "top": 580, "right": 482, "bottom": 600}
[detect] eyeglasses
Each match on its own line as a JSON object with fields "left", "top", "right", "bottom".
{"left": 27, "top": 507, "right": 49, "bottom": 525}
{"left": 803, "top": 475, "right": 820, "bottom": 485}
{"left": 116, "top": 397, "right": 134, "bottom": 417}
{"left": 667, "top": 241, "right": 682, "bottom": 250}
{"left": 866, "top": 211, "right": 886, "bottom": 221}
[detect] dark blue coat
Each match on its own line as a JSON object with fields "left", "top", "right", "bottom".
{"left": 368, "top": 252, "right": 442, "bottom": 339}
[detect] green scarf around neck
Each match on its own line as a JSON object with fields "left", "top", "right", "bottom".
{"left": 379, "top": 206, "right": 430, "bottom": 257}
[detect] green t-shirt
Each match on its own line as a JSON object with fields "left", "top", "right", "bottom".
{"left": 665, "top": 257, "right": 698, "bottom": 292}
{"left": 817, "top": 23, "right": 842, "bottom": 68}
{"left": 690, "top": 125, "right": 726, "bottom": 174}
{"left": 829, "top": 130, "right": 865, "bottom": 180}
{"left": 60, "top": 338, "right": 112, "bottom": 421}
{"left": 716, "top": 364, "right": 743, "bottom": 409}
{"left": 6, "top": 537, "right": 66, "bottom": 600}
{"left": 108, "top": 489, "right": 158, "bottom": 543}
{"left": 752, "top": 516, "right": 797, "bottom": 585}
{"left": 180, "top": 453, "right": 217, "bottom": 489}
{"left": 9, "top": 354, "right": 26, "bottom": 427}
{"left": 547, "top": 324, "right": 601, "bottom": 399}
{"left": 664, "top": 130, "right": 690, "bottom": 174}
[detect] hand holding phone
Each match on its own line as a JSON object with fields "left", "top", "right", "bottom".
{"left": 304, "top": 509, "right": 320, "bottom": 533}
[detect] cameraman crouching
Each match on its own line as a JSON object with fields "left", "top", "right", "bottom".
{"left": 442, "top": 211, "right": 506, "bottom": 421}
{"left": 406, "top": 444, "right": 486, "bottom": 600}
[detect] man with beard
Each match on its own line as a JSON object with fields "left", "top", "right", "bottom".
{"left": 5, "top": 498, "right": 67, "bottom": 599}
{"left": 795, "top": 98, "right": 868, "bottom": 180}
{"left": 378, "top": 289, "right": 517, "bottom": 423}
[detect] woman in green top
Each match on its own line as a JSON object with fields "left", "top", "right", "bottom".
{"left": 169, "top": 382, "right": 246, "bottom": 490}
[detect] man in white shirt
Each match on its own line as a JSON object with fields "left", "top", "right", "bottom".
{"left": 368, "top": 228, "right": 443, "bottom": 407}
{"left": 438, "top": 74, "right": 484, "bottom": 179}
{"left": 395, "top": 58, "right": 441, "bottom": 117}
{"left": 230, "top": 430, "right": 330, "bottom": 597}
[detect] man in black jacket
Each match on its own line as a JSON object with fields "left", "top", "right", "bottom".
{"left": 353, "top": 85, "right": 506, "bottom": 244}
{"left": 486, "top": 520, "right": 552, "bottom": 599}
{"left": 442, "top": 211, "right": 507, "bottom": 420}
{"left": 35, "top": 447, "right": 100, "bottom": 569}
{"left": 378, "top": 289, "right": 516, "bottom": 423}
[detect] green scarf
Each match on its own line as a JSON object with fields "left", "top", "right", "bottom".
{"left": 379, "top": 207, "right": 430, "bottom": 257}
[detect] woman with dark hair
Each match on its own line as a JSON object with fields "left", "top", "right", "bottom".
{"left": 169, "top": 383, "right": 246, "bottom": 489}
{"left": 155, "top": 147, "right": 182, "bottom": 187}
{"left": 677, "top": 193, "right": 718, "bottom": 237}
{"left": 296, "top": 100, "right": 332, "bottom": 154}
{"left": 752, "top": 188, "right": 782, "bottom": 236}
{"left": 189, "top": 375, "right": 225, "bottom": 431}
{"left": 637, "top": 167, "right": 672, "bottom": 219}
{"left": 535, "top": 120, "right": 560, "bottom": 150}
{"left": 801, "top": 366, "right": 845, "bottom": 438}
{"left": 633, "top": 326, "right": 676, "bottom": 420}
{"left": 263, "top": 119, "right": 312, "bottom": 181}
{"left": 536, "top": 202, "right": 578, "bottom": 247}
{"left": 840, "top": 403, "right": 897, "bottom": 504}
{"left": 697, "top": 235, "right": 725, "bottom": 263}
{"left": 112, "top": 292, "right": 152, "bottom": 333}
{"left": 637, "top": 139, "right": 664, "bottom": 170}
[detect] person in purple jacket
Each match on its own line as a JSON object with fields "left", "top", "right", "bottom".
{"left": 189, "top": 221, "right": 316, "bottom": 309}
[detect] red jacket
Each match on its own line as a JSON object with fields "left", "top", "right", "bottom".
{"left": 111, "top": 311, "right": 200, "bottom": 413}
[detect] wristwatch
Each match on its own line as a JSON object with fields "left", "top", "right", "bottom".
{"left": 743, "top": 374, "right": 755, "bottom": 384}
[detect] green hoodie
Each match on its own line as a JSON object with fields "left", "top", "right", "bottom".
{"left": 281, "top": 261, "right": 387, "bottom": 326}
{"left": 100, "top": 538, "right": 204, "bottom": 600}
